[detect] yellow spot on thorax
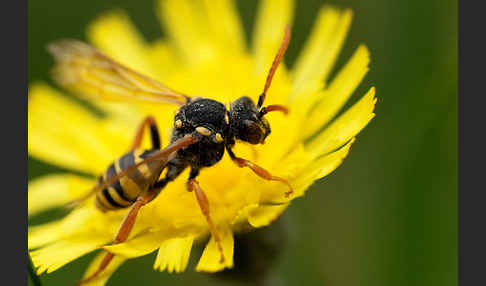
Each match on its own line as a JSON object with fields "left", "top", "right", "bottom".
{"left": 196, "top": 126, "right": 212, "bottom": 136}
{"left": 214, "top": 133, "right": 223, "bottom": 143}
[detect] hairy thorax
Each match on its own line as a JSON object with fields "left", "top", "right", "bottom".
{"left": 171, "top": 98, "right": 229, "bottom": 168}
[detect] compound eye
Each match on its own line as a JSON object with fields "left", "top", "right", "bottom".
{"left": 243, "top": 120, "right": 263, "bottom": 144}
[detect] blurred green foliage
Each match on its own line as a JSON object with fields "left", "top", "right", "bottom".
{"left": 28, "top": 0, "right": 457, "bottom": 285}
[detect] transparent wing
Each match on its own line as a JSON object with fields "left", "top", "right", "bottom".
{"left": 48, "top": 39, "right": 190, "bottom": 106}
{"left": 66, "top": 135, "right": 199, "bottom": 208}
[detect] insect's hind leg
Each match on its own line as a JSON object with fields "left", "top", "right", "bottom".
{"left": 130, "top": 115, "right": 161, "bottom": 150}
{"left": 75, "top": 189, "right": 159, "bottom": 285}
{"left": 186, "top": 168, "right": 225, "bottom": 263}
{"left": 76, "top": 157, "right": 191, "bottom": 284}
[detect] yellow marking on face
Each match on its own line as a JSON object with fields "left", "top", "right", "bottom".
{"left": 175, "top": 119, "right": 183, "bottom": 129}
{"left": 196, "top": 126, "right": 212, "bottom": 136}
{"left": 214, "top": 133, "right": 223, "bottom": 143}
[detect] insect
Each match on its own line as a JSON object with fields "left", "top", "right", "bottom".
{"left": 48, "top": 26, "right": 293, "bottom": 285}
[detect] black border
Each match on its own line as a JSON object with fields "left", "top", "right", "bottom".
{"left": 459, "top": 1, "right": 484, "bottom": 285}
{"left": 5, "top": 0, "right": 28, "bottom": 284}
{"left": 24, "top": 0, "right": 29, "bottom": 284}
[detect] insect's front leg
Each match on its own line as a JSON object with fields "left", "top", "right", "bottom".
{"left": 226, "top": 146, "right": 293, "bottom": 198}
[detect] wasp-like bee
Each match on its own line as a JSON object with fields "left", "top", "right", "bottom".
{"left": 48, "top": 26, "right": 292, "bottom": 285}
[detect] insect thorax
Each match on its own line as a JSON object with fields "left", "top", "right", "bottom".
{"left": 171, "top": 98, "right": 228, "bottom": 168}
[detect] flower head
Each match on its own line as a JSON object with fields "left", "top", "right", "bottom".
{"left": 28, "top": 0, "right": 376, "bottom": 284}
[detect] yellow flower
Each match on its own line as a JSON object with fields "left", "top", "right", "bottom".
{"left": 28, "top": 0, "right": 376, "bottom": 284}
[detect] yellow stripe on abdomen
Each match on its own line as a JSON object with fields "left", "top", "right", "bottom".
{"left": 95, "top": 191, "right": 116, "bottom": 212}
{"left": 115, "top": 158, "right": 143, "bottom": 200}
{"left": 133, "top": 149, "right": 153, "bottom": 180}
{"left": 107, "top": 187, "right": 132, "bottom": 207}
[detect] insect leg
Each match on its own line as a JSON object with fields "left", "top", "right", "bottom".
{"left": 226, "top": 147, "right": 293, "bottom": 197}
{"left": 75, "top": 191, "right": 157, "bottom": 285}
{"left": 186, "top": 169, "right": 225, "bottom": 263}
{"left": 130, "top": 115, "right": 161, "bottom": 150}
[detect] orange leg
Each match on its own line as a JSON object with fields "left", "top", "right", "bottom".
{"left": 130, "top": 115, "right": 160, "bottom": 150}
{"left": 227, "top": 148, "right": 293, "bottom": 198}
{"left": 75, "top": 191, "right": 157, "bottom": 285}
{"left": 186, "top": 179, "right": 225, "bottom": 263}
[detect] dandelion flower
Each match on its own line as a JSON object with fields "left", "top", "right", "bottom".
{"left": 28, "top": 0, "right": 376, "bottom": 284}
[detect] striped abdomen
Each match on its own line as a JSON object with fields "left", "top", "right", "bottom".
{"left": 95, "top": 149, "right": 165, "bottom": 212}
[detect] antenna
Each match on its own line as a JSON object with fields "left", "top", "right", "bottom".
{"left": 257, "top": 25, "right": 291, "bottom": 109}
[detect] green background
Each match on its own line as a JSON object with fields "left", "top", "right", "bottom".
{"left": 28, "top": 0, "right": 457, "bottom": 285}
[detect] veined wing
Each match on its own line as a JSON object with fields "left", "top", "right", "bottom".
{"left": 48, "top": 39, "right": 190, "bottom": 106}
{"left": 66, "top": 135, "right": 199, "bottom": 209}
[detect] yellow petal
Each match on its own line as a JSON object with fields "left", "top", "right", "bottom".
{"left": 103, "top": 231, "right": 163, "bottom": 258}
{"left": 28, "top": 83, "right": 93, "bottom": 173}
{"left": 29, "top": 207, "right": 110, "bottom": 249}
{"left": 28, "top": 174, "right": 96, "bottom": 216}
{"left": 248, "top": 140, "right": 354, "bottom": 228}
{"left": 29, "top": 220, "right": 65, "bottom": 250}
{"left": 154, "top": 236, "right": 194, "bottom": 273}
{"left": 248, "top": 141, "right": 355, "bottom": 230}
{"left": 252, "top": 0, "right": 294, "bottom": 76}
{"left": 307, "top": 87, "right": 376, "bottom": 157}
{"left": 30, "top": 234, "right": 110, "bottom": 275}
{"left": 291, "top": 7, "right": 353, "bottom": 100}
{"left": 87, "top": 10, "right": 154, "bottom": 77}
{"left": 230, "top": 203, "right": 259, "bottom": 226}
{"left": 28, "top": 83, "right": 121, "bottom": 174}
{"left": 97, "top": 116, "right": 142, "bottom": 153}
{"left": 145, "top": 39, "right": 181, "bottom": 81}
{"left": 247, "top": 204, "right": 288, "bottom": 228}
{"left": 303, "top": 45, "right": 370, "bottom": 138}
{"left": 294, "top": 138, "right": 355, "bottom": 196}
{"left": 156, "top": 0, "right": 245, "bottom": 65}
{"left": 202, "top": 0, "right": 246, "bottom": 54}
{"left": 196, "top": 227, "right": 234, "bottom": 272}
{"left": 80, "top": 252, "right": 126, "bottom": 286}
{"left": 158, "top": 0, "right": 214, "bottom": 65}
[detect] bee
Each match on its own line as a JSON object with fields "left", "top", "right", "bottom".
{"left": 48, "top": 26, "right": 293, "bottom": 285}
